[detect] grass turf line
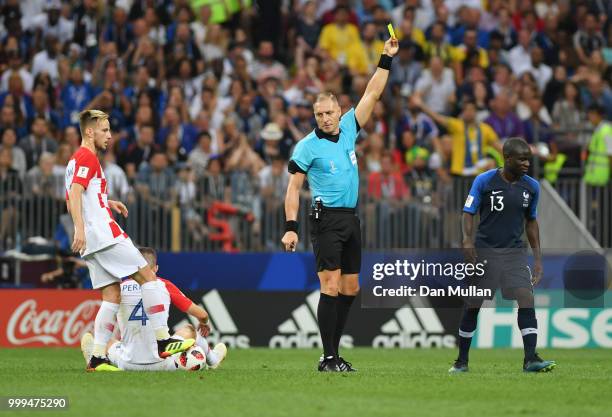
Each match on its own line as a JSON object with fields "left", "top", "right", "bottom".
{"left": 1, "top": 348, "right": 611, "bottom": 417}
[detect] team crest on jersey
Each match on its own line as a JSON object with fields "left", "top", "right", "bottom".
{"left": 77, "top": 166, "right": 89, "bottom": 178}
{"left": 522, "top": 191, "right": 530, "bottom": 207}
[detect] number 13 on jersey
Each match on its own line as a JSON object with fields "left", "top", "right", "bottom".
{"left": 490, "top": 194, "right": 504, "bottom": 211}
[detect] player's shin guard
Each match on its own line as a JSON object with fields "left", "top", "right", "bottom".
{"left": 334, "top": 293, "right": 355, "bottom": 356}
{"left": 458, "top": 307, "right": 479, "bottom": 362}
{"left": 518, "top": 308, "right": 538, "bottom": 360}
{"left": 92, "top": 301, "right": 119, "bottom": 358}
{"left": 317, "top": 293, "right": 338, "bottom": 359}
{"left": 140, "top": 281, "right": 170, "bottom": 340}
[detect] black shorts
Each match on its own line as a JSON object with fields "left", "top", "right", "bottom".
{"left": 467, "top": 250, "right": 533, "bottom": 303}
{"left": 310, "top": 208, "right": 361, "bottom": 274}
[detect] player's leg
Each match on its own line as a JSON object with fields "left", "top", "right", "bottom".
{"left": 105, "top": 239, "right": 193, "bottom": 357}
{"left": 334, "top": 214, "right": 361, "bottom": 371}
{"left": 312, "top": 215, "right": 344, "bottom": 372}
{"left": 175, "top": 324, "right": 227, "bottom": 369}
{"left": 82, "top": 254, "right": 121, "bottom": 371}
{"left": 317, "top": 268, "right": 341, "bottom": 371}
{"left": 512, "top": 287, "right": 556, "bottom": 372}
{"left": 449, "top": 302, "right": 481, "bottom": 373}
{"left": 336, "top": 274, "right": 358, "bottom": 371}
{"left": 91, "top": 283, "right": 122, "bottom": 371}
{"left": 80, "top": 332, "right": 93, "bottom": 365}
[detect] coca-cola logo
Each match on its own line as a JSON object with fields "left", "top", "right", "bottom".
{"left": 7, "top": 299, "right": 101, "bottom": 345}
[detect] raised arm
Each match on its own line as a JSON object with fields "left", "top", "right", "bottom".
{"left": 411, "top": 94, "right": 450, "bottom": 128}
{"left": 354, "top": 37, "right": 399, "bottom": 127}
{"left": 281, "top": 172, "right": 306, "bottom": 252}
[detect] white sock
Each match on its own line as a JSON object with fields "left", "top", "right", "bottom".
{"left": 140, "top": 281, "right": 170, "bottom": 340}
{"left": 196, "top": 333, "right": 219, "bottom": 366}
{"left": 93, "top": 301, "right": 119, "bottom": 358}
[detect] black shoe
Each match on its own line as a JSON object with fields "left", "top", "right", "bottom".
{"left": 524, "top": 353, "right": 556, "bottom": 373}
{"left": 318, "top": 356, "right": 341, "bottom": 372}
{"left": 337, "top": 356, "right": 357, "bottom": 372}
{"left": 86, "top": 355, "right": 119, "bottom": 372}
{"left": 448, "top": 359, "right": 469, "bottom": 373}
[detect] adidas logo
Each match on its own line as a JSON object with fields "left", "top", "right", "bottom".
{"left": 372, "top": 305, "right": 456, "bottom": 348}
{"left": 268, "top": 291, "right": 354, "bottom": 349}
{"left": 173, "top": 290, "right": 250, "bottom": 348}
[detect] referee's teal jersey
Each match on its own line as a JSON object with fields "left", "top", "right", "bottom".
{"left": 289, "top": 108, "right": 360, "bottom": 208}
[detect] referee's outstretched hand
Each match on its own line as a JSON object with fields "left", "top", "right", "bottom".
{"left": 383, "top": 37, "right": 399, "bottom": 57}
{"left": 282, "top": 231, "right": 298, "bottom": 252}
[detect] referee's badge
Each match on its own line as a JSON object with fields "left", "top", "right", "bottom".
{"left": 349, "top": 150, "right": 357, "bottom": 166}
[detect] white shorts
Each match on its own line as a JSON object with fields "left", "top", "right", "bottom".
{"left": 84, "top": 238, "right": 148, "bottom": 289}
{"left": 107, "top": 342, "right": 177, "bottom": 371}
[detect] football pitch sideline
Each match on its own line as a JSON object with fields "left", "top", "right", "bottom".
{"left": 1, "top": 348, "right": 611, "bottom": 417}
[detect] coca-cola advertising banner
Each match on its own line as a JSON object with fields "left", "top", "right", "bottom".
{"left": 0, "top": 290, "right": 100, "bottom": 347}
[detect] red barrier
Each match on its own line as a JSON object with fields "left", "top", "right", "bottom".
{"left": 0, "top": 290, "right": 100, "bottom": 347}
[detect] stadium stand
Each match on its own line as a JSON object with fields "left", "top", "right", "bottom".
{"left": 0, "top": 0, "right": 611, "bottom": 263}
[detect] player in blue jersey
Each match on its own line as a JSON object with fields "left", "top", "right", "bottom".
{"left": 450, "top": 137, "right": 556, "bottom": 373}
{"left": 281, "top": 35, "right": 399, "bottom": 372}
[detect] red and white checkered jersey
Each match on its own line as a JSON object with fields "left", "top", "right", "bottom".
{"left": 116, "top": 277, "right": 193, "bottom": 364}
{"left": 65, "top": 146, "right": 128, "bottom": 256}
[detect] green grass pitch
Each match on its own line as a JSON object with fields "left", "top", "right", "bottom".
{"left": 1, "top": 348, "right": 611, "bottom": 417}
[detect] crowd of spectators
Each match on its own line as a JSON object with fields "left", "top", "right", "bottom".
{"left": 0, "top": 0, "right": 611, "bottom": 249}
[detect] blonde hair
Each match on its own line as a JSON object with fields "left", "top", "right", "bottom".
{"left": 79, "top": 109, "right": 109, "bottom": 137}
{"left": 314, "top": 92, "right": 338, "bottom": 106}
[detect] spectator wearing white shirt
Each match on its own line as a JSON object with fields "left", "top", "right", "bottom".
{"left": 392, "top": 0, "right": 435, "bottom": 32}
{"left": 1, "top": 47, "right": 33, "bottom": 94}
{"left": 252, "top": 41, "right": 288, "bottom": 83}
{"left": 507, "top": 29, "right": 534, "bottom": 76}
{"left": 103, "top": 152, "right": 131, "bottom": 202}
{"left": 31, "top": 35, "right": 60, "bottom": 84}
{"left": 528, "top": 47, "right": 552, "bottom": 93}
{"left": 24, "top": 0, "right": 74, "bottom": 45}
{"left": 415, "top": 56, "right": 456, "bottom": 115}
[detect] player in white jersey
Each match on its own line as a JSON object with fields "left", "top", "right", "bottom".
{"left": 66, "top": 110, "right": 194, "bottom": 371}
{"left": 80, "top": 247, "right": 227, "bottom": 371}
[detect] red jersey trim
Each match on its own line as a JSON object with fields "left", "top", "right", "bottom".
{"left": 159, "top": 277, "right": 193, "bottom": 313}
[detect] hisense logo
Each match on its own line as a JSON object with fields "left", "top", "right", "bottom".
{"left": 269, "top": 291, "right": 354, "bottom": 349}
{"left": 372, "top": 306, "right": 456, "bottom": 348}
{"left": 173, "top": 290, "right": 250, "bottom": 348}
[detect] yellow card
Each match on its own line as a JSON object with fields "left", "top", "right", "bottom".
{"left": 387, "top": 23, "right": 396, "bottom": 39}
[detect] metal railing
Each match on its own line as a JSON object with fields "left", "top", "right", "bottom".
{"left": 3, "top": 162, "right": 608, "bottom": 252}
{"left": 0, "top": 175, "right": 446, "bottom": 252}
{"left": 554, "top": 179, "right": 612, "bottom": 248}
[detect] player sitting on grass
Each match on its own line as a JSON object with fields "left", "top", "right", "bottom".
{"left": 81, "top": 247, "right": 226, "bottom": 371}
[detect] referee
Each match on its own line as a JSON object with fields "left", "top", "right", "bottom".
{"left": 282, "top": 36, "right": 399, "bottom": 372}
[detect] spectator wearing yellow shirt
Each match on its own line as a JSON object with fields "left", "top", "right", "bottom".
{"left": 423, "top": 22, "right": 462, "bottom": 65}
{"left": 454, "top": 28, "right": 489, "bottom": 71}
{"left": 362, "top": 22, "right": 385, "bottom": 73}
{"left": 412, "top": 96, "right": 502, "bottom": 176}
{"left": 318, "top": 6, "right": 368, "bottom": 75}
{"left": 396, "top": 7, "right": 427, "bottom": 51}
